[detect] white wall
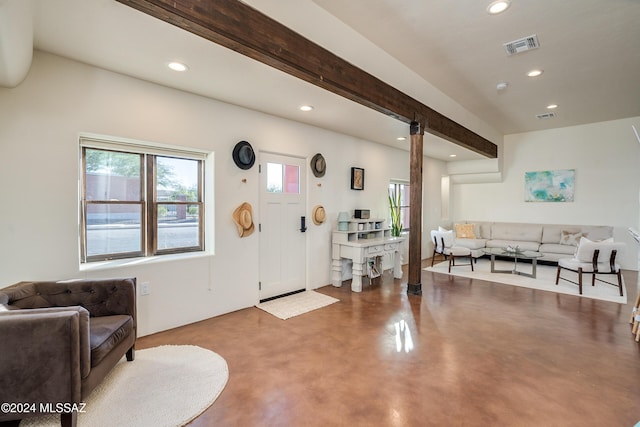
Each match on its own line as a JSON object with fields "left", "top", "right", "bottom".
{"left": 451, "top": 117, "right": 640, "bottom": 270}
{"left": 0, "top": 51, "right": 445, "bottom": 335}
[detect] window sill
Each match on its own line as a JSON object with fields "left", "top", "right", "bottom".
{"left": 79, "top": 251, "right": 213, "bottom": 272}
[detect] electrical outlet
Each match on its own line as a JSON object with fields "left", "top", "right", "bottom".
{"left": 140, "top": 282, "right": 150, "bottom": 296}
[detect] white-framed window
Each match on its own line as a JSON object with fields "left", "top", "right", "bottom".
{"left": 389, "top": 180, "right": 410, "bottom": 232}
{"left": 79, "top": 135, "right": 208, "bottom": 263}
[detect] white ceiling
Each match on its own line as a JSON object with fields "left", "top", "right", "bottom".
{"left": 6, "top": 0, "right": 640, "bottom": 161}
{"left": 313, "top": 0, "right": 640, "bottom": 135}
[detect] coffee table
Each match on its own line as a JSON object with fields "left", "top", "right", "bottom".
{"left": 481, "top": 247, "right": 544, "bottom": 278}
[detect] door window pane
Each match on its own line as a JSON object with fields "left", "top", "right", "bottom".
{"left": 267, "top": 162, "right": 300, "bottom": 194}
{"left": 267, "top": 162, "right": 283, "bottom": 193}
{"left": 284, "top": 164, "right": 299, "bottom": 194}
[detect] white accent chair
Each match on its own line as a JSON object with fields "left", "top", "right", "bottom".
{"left": 430, "top": 230, "right": 474, "bottom": 273}
{"left": 555, "top": 237, "right": 625, "bottom": 296}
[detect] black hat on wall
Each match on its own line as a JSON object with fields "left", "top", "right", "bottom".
{"left": 232, "top": 140, "right": 255, "bottom": 170}
{"left": 310, "top": 153, "right": 326, "bottom": 177}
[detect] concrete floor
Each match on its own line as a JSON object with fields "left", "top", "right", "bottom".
{"left": 138, "top": 261, "right": 640, "bottom": 427}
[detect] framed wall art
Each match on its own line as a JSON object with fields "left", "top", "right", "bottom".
{"left": 351, "top": 167, "right": 364, "bottom": 190}
{"left": 524, "top": 169, "right": 575, "bottom": 202}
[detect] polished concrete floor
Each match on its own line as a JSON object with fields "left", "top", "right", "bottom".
{"left": 138, "top": 261, "right": 640, "bottom": 426}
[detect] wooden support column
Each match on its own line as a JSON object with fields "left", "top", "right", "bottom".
{"left": 407, "top": 121, "right": 424, "bottom": 296}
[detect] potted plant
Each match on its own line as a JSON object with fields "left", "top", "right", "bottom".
{"left": 388, "top": 188, "right": 402, "bottom": 237}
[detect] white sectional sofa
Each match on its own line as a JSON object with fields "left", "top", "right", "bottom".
{"left": 448, "top": 221, "right": 614, "bottom": 263}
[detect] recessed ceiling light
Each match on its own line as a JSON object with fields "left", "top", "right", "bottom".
{"left": 487, "top": 0, "right": 511, "bottom": 15}
{"left": 449, "top": 154, "right": 457, "bottom": 158}
{"left": 527, "top": 69, "right": 544, "bottom": 77}
{"left": 167, "top": 61, "right": 188, "bottom": 72}
{"left": 299, "top": 105, "right": 314, "bottom": 112}
{"left": 396, "top": 137, "right": 407, "bottom": 141}
{"left": 547, "top": 104, "right": 558, "bottom": 109}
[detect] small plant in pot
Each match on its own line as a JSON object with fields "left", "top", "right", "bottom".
{"left": 388, "top": 188, "right": 403, "bottom": 237}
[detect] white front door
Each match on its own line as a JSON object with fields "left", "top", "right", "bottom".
{"left": 259, "top": 152, "right": 307, "bottom": 301}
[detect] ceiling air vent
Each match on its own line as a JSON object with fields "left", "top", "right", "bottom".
{"left": 503, "top": 34, "right": 540, "bottom": 56}
{"left": 536, "top": 112, "right": 556, "bottom": 120}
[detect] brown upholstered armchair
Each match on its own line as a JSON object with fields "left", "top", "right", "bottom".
{"left": 0, "top": 278, "right": 137, "bottom": 427}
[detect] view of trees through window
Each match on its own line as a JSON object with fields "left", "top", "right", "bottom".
{"left": 82, "top": 147, "right": 203, "bottom": 262}
{"left": 389, "top": 182, "right": 410, "bottom": 232}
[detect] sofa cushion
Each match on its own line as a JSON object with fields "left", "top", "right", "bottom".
{"left": 90, "top": 315, "right": 133, "bottom": 367}
{"left": 581, "top": 226, "right": 614, "bottom": 241}
{"left": 475, "top": 222, "right": 493, "bottom": 239}
{"left": 539, "top": 243, "right": 577, "bottom": 256}
{"left": 454, "top": 238, "right": 487, "bottom": 250}
{"left": 542, "top": 225, "right": 575, "bottom": 244}
{"left": 491, "top": 223, "right": 542, "bottom": 242}
{"left": 486, "top": 240, "right": 540, "bottom": 251}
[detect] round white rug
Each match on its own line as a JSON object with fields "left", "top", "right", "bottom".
{"left": 22, "top": 345, "right": 228, "bottom": 427}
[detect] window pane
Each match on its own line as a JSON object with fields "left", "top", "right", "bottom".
{"left": 85, "top": 204, "right": 142, "bottom": 256}
{"left": 400, "top": 184, "right": 410, "bottom": 207}
{"left": 267, "top": 162, "right": 283, "bottom": 193}
{"left": 284, "top": 164, "right": 299, "bottom": 194}
{"left": 156, "top": 157, "right": 199, "bottom": 202}
{"left": 157, "top": 204, "right": 200, "bottom": 250}
{"left": 401, "top": 207, "right": 410, "bottom": 231}
{"left": 85, "top": 149, "right": 141, "bottom": 201}
{"left": 390, "top": 183, "right": 410, "bottom": 231}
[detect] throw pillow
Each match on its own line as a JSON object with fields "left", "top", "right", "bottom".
{"left": 455, "top": 223, "right": 476, "bottom": 239}
{"left": 574, "top": 236, "right": 616, "bottom": 262}
{"left": 559, "top": 230, "right": 583, "bottom": 246}
{"left": 440, "top": 230, "right": 454, "bottom": 248}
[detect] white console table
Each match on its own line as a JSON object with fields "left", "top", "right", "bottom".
{"left": 331, "top": 218, "right": 405, "bottom": 292}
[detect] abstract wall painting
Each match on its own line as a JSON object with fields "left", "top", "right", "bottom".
{"left": 524, "top": 169, "right": 575, "bottom": 202}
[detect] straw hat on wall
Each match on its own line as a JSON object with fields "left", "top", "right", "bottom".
{"left": 312, "top": 205, "right": 326, "bottom": 225}
{"left": 232, "top": 202, "right": 254, "bottom": 237}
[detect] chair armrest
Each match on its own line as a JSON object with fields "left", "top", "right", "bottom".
{"left": 0, "top": 310, "right": 85, "bottom": 417}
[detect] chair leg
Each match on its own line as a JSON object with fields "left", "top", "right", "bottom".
{"left": 61, "top": 411, "right": 77, "bottom": 427}
{"left": 555, "top": 265, "right": 561, "bottom": 285}
{"left": 126, "top": 346, "right": 135, "bottom": 362}
{"left": 431, "top": 250, "right": 436, "bottom": 267}
{"left": 470, "top": 256, "right": 474, "bottom": 271}
{"left": 578, "top": 267, "right": 583, "bottom": 295}
{"left": 448, "top": 256, "right": 453, "bottom": 273}
{"left": 617, "top": 270, "right": 623, "bottom": 296}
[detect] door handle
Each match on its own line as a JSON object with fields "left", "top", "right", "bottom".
{"left": 300, "top": 216, "right": 307, "bottom": 233}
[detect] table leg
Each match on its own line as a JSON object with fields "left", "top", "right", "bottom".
{"left": 351, "top": 262, "right": 364, "bottom": 292}
{"left": 393, "top": 251, "right": 403, "bottom": 279}
{"left": 490, "top": 254, "right": 496, "bottom": 272}
{"left": 531, "top": 259, "right": 537, "bottom": 278}
{"left": 331, "top": 258, "right": 343, "bottom": 287}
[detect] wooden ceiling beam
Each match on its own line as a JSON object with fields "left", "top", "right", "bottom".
{"left": 116, "top": 0, "right": 497, "bottom": 158}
